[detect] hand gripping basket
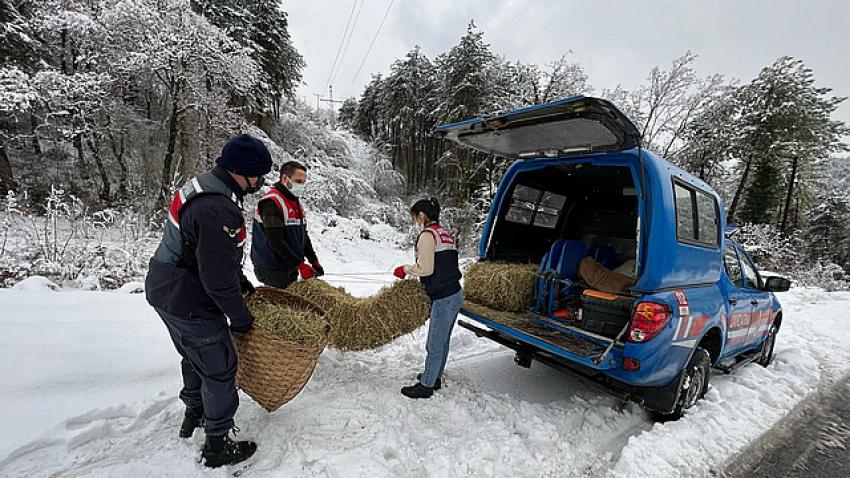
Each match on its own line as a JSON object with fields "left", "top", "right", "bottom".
{"left": 232, "top": 287, "right": 330, "bottom": 412}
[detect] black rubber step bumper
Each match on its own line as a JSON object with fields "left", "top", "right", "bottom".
{"left": 458, "top": 319, "right": 683, "bottom": 414}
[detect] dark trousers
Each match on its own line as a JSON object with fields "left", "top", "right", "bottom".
{"left": 255, "top": 266, "right": 298, "bottom": 289}
{"left": 156, "top": 308, "right": 238, "bottom": 436}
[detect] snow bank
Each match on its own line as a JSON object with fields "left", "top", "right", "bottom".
{"left": 611, "top": 288, "right": 850, "bottom": 477}
{"left": 10, "top": 276, "right": 59, "bottom": 292}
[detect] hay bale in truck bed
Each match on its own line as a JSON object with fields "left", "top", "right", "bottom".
{"left": 463, "top": 261, "right": 539, "bottom": 312}
{"left": 287, "top": 279, "right": 431, "bottom": 351}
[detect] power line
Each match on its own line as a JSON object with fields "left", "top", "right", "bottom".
{"left": 347, "top": 0, "right": 395, "bottom": 96}
{"left": 324, "top": 0, "right": 359, "bottom": 90}
{"left": 330, "top": 0, "right": 366, "bottom": 87}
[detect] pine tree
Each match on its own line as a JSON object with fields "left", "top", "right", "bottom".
{"left": 0, "top": 0, "right": 45, "bottom": 72}
{"left": 337, "top": 98, "right": 358, "bottom": 130}
{"left": 677, "top": 92, "right": 737, "bottom": 187}
{"left": 191, "top": 0, "right": 304, "bottom": 116}
{"left": 729, "top": 57, "right": 848, "bottom": 227}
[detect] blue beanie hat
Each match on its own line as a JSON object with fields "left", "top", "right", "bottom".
{"left": 216, "top": 134, "right": 273, "bottom": 177}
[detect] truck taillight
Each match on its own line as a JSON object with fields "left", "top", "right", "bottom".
{"left": 628, "top": 302, "right": 671, "bottom": 342}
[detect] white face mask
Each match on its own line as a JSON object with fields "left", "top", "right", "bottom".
{"left": 285, "top": 177, "right": 306, "bottom": 197}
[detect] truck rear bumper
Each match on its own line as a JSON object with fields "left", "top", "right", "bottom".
{"left": 458, "top": 318, "right": 683, "bottom": 414}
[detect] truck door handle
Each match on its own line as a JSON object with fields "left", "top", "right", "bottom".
{"left": 750, "top": 300, "right": 759, "bottom": 305}
{"left": 729, "top": 299, "right": 738, "bottom": 305}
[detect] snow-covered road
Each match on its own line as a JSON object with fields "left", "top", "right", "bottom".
{"left": 1, "top": 228, "right": 849, "bottom": 477}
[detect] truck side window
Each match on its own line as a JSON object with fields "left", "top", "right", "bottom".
{"left": 723, "top": 244, "right": 744, "bottom": 288}
{"left": 674, "top": 183, "right": 696, "bottom": 242}
{"left": 695, "top": 191, "right": 719, "bottom": 247}
{"left": 674, "top": 180, "right": 720, "bottom": 248}
{"left": 739, "top": 249, "right": 764, "bottom": 290}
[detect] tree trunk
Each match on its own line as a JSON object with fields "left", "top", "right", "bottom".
{"left": 727, "top": 155, "right": 754, "bottom": 223}
{"left": 0, "top": 142, "right": 16, "bottom": 194}
{"left": 779, "top": 155, "right": 799, "bottom": 234}
{"left": 160, "top": 98, "right": 180, "bottom": 207}
{"left": 86, "top": 135, "right": 111, "bottom": 203}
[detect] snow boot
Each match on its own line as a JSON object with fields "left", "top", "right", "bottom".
{"left": 416, "top": 373, "right": 442, "bottom": 390}
{"left": 179, "top": 406, "right": 205, "bottom": 439}
{"left": 401, "top": 382, "right": 434, "bottom": 399}
{"left": 201, "top": 430, "right": 257, "bottom": 468}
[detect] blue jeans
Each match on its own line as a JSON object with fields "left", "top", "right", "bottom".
{"left": 420, "top": 289, "right": 463, "bottom": 388}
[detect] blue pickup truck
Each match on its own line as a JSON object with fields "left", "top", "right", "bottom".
{"left": 434, "top": 96, "right": 791, "bottom": 418}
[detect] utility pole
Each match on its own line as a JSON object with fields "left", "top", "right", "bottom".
{"left": 319, "top": 85, "right": 344, "bottom": 128}
{"left": 313, "top": 93, "right": 322, "bottom": 112}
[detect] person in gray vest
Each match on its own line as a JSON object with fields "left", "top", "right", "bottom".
{"left": 393, "top": 198, "right": 463, "bottom": 399}
{"left": 145, "top": 134, "right": 271, "bottom": 468}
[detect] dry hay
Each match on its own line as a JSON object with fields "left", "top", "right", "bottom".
{"left": 249, "top": 296, "right": 328, "bottom": 346}
{"left": 462, "top": 300, "right": 525, "bottom": 328}
{"left": 463, "top": 261, "right": 539, "bottom": 312}
{"left": 287, "top": 279, "right": 431, "bottom": 351}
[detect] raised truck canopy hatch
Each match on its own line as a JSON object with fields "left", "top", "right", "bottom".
{"left": 433, "top": 96, "right": 641, "bottom": 158}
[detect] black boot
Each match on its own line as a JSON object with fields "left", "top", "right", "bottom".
{"left": 401, "top": 382, "right": 434, "bottom": 399}
{"left": 179, "top": 406, "right": 204, "bottom": 439}
{"left": 201, "top": 430, "right": 257, "bottom": 468}
{"left": 416, "top": 373, "right": 442, "bottom": 390}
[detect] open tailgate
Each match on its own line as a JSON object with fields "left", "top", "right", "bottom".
{"left": 459, "top": 304, "right": 625, "bottom": 371}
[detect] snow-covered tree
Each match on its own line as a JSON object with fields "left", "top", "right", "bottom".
{"left": 190, "top": 0, "right": 304, "bottom": 116}
{"left": 730, "top": 57, "right": 848, "bottom": 227}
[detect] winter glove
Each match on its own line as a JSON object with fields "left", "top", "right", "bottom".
{"left": 298, "top": 262, "right": 316, "bottom": 280}
{"left": 230, "top": 314, "right": 254, "bottom": 334}
{"left": 311, "top": 261, "right": 325, "bottom": 277}
{"left": 393, "top": 266, "right": 407, "bottom": 279}
{"left": 240, "top": 275, "right": 256, "bottom": 298}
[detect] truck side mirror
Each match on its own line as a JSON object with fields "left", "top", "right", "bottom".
{"left": 764, "top": 276, "right": 791, "bottom": 293}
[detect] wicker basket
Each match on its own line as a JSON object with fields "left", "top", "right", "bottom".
{"left": 232, "top": 287, "right": 330, "bottom": 412}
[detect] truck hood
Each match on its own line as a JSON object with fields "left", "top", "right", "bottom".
{"left": 433, "top": 96, "right": 641, "bottom": 159}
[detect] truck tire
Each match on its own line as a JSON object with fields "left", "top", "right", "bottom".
{"left": 757, "top": 324, "right": 778, "bottom": 367}
{"left": 658, "top": 347, "right": 710, "bottom": 420}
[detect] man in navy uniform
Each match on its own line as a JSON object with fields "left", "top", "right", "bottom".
{"left": 145, "top": 134, "right": 271, "bottom": 468}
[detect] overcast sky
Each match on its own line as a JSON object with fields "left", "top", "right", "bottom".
{"left": 286, "top": 0, "right": 850, "bottom": 129}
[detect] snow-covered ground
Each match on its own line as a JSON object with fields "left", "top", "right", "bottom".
{"left": 2, "top": 227, "right": 850, "bottom": 477}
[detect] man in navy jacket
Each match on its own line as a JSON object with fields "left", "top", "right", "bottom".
{"left": 146, "top": 134, "right": 271, "bottom": 468}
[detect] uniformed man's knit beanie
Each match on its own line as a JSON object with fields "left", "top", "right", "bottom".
{"left": 216, "top": 134, "right": 273, "bottom": 177}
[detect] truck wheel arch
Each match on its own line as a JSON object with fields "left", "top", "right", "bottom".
{"left": 773, "top": 312, "right": 783, "bottom": 331}
{"left": 697, "top": 327, "right": 723, "bottom": 365}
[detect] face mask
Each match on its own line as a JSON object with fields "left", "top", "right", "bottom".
{"left": 284, "top": 176, "right": 306, "bottom": 197}
{"left": 244, "top": 177, "right": 263, "bottom": 194}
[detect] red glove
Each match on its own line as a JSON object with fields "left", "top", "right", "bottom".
{"left": 393, "top": 266, "right": 407, "bottom": 279}
{"left": 298, "top": 262, "right": 316, "bottom": 280}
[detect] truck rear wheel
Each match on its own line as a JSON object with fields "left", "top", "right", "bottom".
{"left": 658, "top": 347, "right": 710, "bottom": 420}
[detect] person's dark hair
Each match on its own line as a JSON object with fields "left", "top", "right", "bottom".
{"left": 410, "top": 197, "right": 441, "bottom": 223}
{"left": 280, "top": 161, "right": 308, "bottom": 178}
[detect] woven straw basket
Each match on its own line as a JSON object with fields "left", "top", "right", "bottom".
{"left": 232, "top": 287, "right": 329, "bottom": 412}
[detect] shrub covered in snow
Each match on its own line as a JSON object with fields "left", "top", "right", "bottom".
{"left": 732, "top": 223, "right": 848, "bottom": 291}
{"left": 0, "top": 189, "right": 157, "bottom": 289}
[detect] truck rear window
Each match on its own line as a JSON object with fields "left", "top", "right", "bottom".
{"left": 504, "top": 185, "right": 566, "bottom": 229}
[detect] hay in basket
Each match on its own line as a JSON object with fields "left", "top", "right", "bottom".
{"left": 232, "top": 287, "right": 330, "bottom": 412}
{"left": 463, "top": 261, "right": 539, "bottom": 312}
{"left": 287, "top": 278, "right": 431, "bottom": 351}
